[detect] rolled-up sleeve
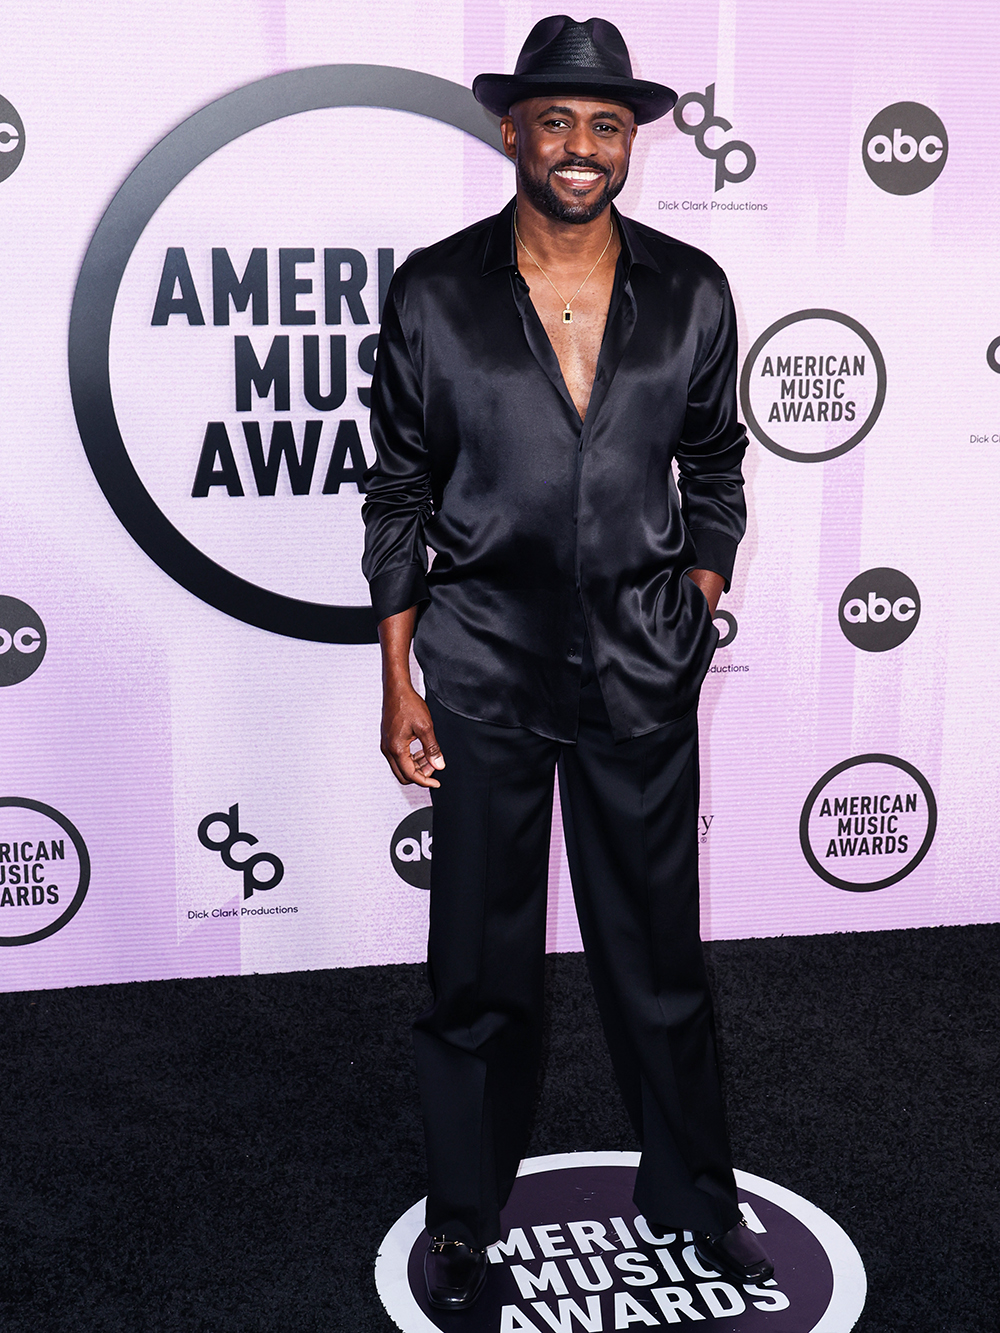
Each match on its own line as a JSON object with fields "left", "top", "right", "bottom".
{"left": 361, "top": 284, "right": 434, "bottom": 623}
{"left": 675, "top": 274, "right": 748, "bottom": 591}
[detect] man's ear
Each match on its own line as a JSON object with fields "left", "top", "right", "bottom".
{"left": 500, "top": 114, "right": 518, "bottom": 161}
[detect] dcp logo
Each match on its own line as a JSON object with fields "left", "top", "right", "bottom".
{"left": 0, "top": 596, "right": 46, "bottom": 686}
{"left": 987, "top": 337, "right": 1000, "bottom": 375}
{"left": 673, "top": 84, "right": 756, "bottom": 191}
{"left": 198, "top": 804, "right": 285, "bottom": 898}
{"left": 839, "top": 568, "right": 920, "bottom": 652}
{"left": 863, "top": 102, "right": 948, "bottom": 195}
{"left": 0, "top": 96, "right": 25, "bottom": 183}
{"left": 390, "top": 806, "right": 433, "bottom": 889}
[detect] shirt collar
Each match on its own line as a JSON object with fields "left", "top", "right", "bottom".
{"left": 481, "top": 196, "right": 661, "bottom": 276}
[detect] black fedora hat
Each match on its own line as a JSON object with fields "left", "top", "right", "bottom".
{"left": 473, "top": 15, "right": 677, "bottom": 125}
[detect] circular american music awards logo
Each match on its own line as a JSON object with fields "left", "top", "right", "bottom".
{"left": 739, "top": 310, "right": 886, "bottom": 463}
{"left": 69, "top": 66, "right": 509, "bottom": 644}
{"left": 375, "top": 1152, "right": 866, "bottom": 1332}
{"left": 800, "top": 754, "right": 936, "bottom": 892}
{"left": 0, "top": 798, "right": 90, "bottom": 946}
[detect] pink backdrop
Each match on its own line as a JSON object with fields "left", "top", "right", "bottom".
{"left": 1, "top": 0, "right": 998, "bottom": 991}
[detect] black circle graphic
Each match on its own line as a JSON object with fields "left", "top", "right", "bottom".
{"left": 0, "top": 596, "right": 46, "bottom": 686}
{"left": 799, "top": 754, "right": 937, "bottom": 892}
{"left": 390, "top": 805, "right": 433, "bottom": 889}
{"left": 0, "top": 798, "right": 91, "bottom": 946}
{"left": 838, "top": 567, "right": 920, "bottom": 652}
{"left": 0, "top": 96, "right": 25, "bottom": 183}
{"left": 740, "top": 309, "right": 887, "bottom": 463}
{"left": 987, "top": 336, "right": 1000, "bottom": 375}
{"left": 862, "top": 102, "right": 948, "bottom": 196}
{"left": 68, "top": 66, "right": 504, "bottom": 644}
{"left": 713, "top": 609, "right": 737, "bottom": 648}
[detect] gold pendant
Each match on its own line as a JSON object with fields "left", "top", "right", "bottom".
{"left": 562, "top": 308, "right": 573, "bottom": 324}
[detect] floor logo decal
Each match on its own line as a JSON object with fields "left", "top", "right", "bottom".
{"left": 376, "top": 1152, "right": 866, "bottom": 1331}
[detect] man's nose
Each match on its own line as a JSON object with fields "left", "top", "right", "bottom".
{"left": 563, "top": 124, "right": 600, "bottom": 158}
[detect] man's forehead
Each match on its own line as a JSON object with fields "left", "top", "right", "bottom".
{"left": 511, "top": 95, "right": 635, "bottom": 124}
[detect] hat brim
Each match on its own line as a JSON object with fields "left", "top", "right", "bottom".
{"left": 472, "top": 71, "right": 677, "bottom": 125}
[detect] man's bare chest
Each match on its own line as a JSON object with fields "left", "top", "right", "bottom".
{"left": 517, "top": 251, "right": 618, "bottom": 421}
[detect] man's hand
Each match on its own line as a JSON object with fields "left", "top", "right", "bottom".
{"left": 687, "top": 568, "right": 725, "bottom": 617}
{"left": 377, "top": 607, "right": 446, "bottom": 788}
{"left": 381, "top": 680, "right": 446, "bottom": 788}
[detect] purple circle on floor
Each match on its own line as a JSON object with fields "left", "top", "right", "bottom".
{"left": 377, "top": 1153, "right": 866, "bottom": 1331}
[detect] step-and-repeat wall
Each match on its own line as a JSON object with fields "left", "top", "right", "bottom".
{"left": 2, "top": 1, "right": 998, "bottom": 991}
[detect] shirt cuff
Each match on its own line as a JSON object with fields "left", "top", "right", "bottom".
{"left": 368, "top": 564, "right": 430, "bottom": 624}
{"left": 688, "top": 530, "right": 740, "bottom": 593}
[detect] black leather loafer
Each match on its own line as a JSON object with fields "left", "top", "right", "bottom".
{"left": 424, "top": 1235, "right": 489, "bottom": 1311}
{"left": 692, "top": 1219, "right": 775, "bottom": 1284}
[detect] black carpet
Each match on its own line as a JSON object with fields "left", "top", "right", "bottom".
{"left": 0, "top": 923, "right": 997, "bottom": 1331}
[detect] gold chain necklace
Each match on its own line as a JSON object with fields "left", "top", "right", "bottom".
{"left": 514, "top": 210, "right": 615, "bottom": 324}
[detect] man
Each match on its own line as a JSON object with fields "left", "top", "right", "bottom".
{"left": 362, "top": 15, "right": 773, "bottom": 1312}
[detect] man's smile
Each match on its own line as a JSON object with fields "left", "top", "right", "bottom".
{"left": 552, "top": 165, "right": 607, "bottom": 189}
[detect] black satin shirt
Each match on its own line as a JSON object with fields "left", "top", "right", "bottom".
{"left": 362, "top": 198, "right": 747, "bottom": 742}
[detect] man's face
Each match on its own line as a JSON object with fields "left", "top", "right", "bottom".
{"left": 501, "top": 96, "right": 637, "bottom": 224}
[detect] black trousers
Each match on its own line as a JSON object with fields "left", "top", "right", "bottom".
{"left": 416, "top": 648, "right": 741, "bottom": 1249}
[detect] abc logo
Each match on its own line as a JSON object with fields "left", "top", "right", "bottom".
{"left": 390, "top": 806, "right": 432, "bottom": 889}
{"left": 863, "top": 102, "right": 948, "bottom": 195}
{"left": 838, "top": 568, "right": 920, "bottom": 652}
{"left": 0, "top": 95, "right": 25, "bottom": 184}
{"left": 0, "top": 596, "right": 46, "bottom": 687}
{"left": 673, "top": 84, "right": 756, "bottom": 192}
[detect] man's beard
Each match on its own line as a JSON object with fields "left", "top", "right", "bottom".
{"left": 516, "top": 156, "right": 627, "bottom": 223}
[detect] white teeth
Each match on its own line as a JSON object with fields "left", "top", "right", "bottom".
{"left": 556, "top": 169, "right": 601, "bottom": 182}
